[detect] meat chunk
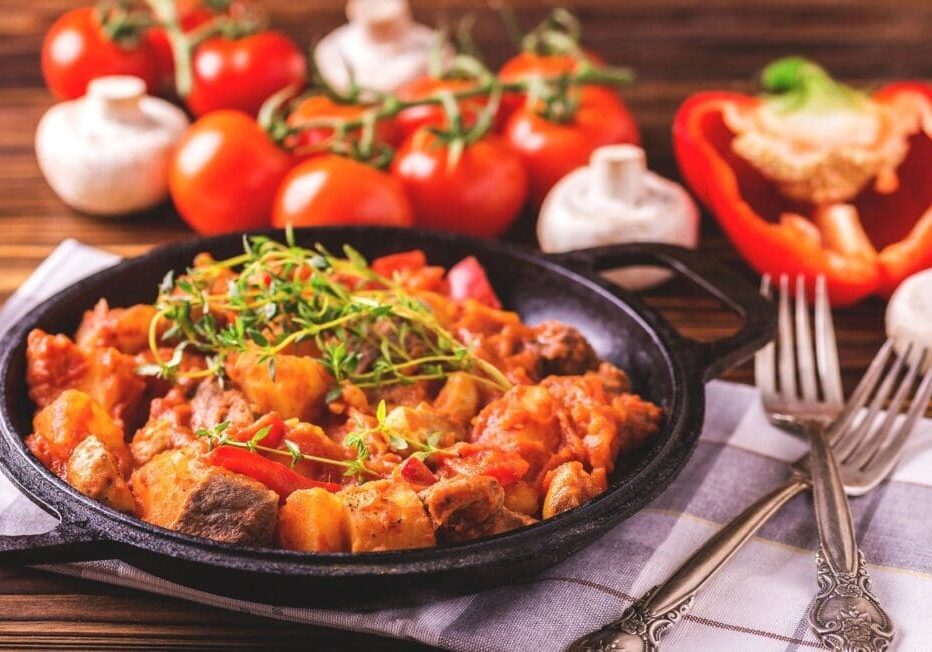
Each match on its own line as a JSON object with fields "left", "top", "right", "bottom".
{"left": 419, "top": 475, "right": 535, "bottom": 543}
{"left": 542, "top": 461, "right": 601, "bottom": 518}
{"left": 26, "top": 329, "right": 146, "bottom": 427}
{"left": 225, "top": 353, "right": 331, "bottom": 422}
{"left": 65, "top": 436, "right": 136, "bottom": 513}
{"left": 75, "top": 299, "right": 159, "bottom": 354}
{"left": 28, "top": 389, "right": 131, "bottom": 478}
{"left": 527, "top": 321, "right": 598, "bottom": 377}
{"left": 130, "top": 448, "right": 278, "bottom": 546}
{"left": 130, "top": 416, "right": 196, "bottom": 467}
{"left": 189, "top": 378, "right": 253, "bottom": 432}
{"left": 339, "top": 480, "right": 435, "bottom": 552}
{"left": 277, "top": 488, "right": 349, "bottom": 552}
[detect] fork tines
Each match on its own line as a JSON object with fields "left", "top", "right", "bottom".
{"left": 756, "top": 274, "right": 844, "bottom": 409}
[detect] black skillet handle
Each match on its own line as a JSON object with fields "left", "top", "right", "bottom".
{"left": 548, "top": 243, "right": 776, "bottom": 381}
{"left": 0, "top": 508, "right": 102, "bottom": 565}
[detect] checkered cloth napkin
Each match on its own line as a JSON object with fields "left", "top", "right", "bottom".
{"left": 2, "top": 240, "right": 931, "bottom": 651}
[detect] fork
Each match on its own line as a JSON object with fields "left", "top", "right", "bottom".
{"left": 569, "top": 282, "right": 932, "bottom": 651}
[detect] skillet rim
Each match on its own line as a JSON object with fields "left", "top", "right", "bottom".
{"left": 0, "top": 227, "right": 707, "bottom": 577}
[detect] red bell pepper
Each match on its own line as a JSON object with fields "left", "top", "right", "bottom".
{"left": 674, "top": 57, "right": 932, "bottom": 306}
{"left": 447, "top": 256, "right": 502, "bottom": 309}
{"left": 208, "top": 446, "right": 342, "bottom": 500}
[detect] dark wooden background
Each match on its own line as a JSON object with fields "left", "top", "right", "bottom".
{"left": 1, "top": 0, "right": 930, "bottom": 648}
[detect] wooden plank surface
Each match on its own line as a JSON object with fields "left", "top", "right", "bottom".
{"left": 0, "top": 0, "right": 927, "bottom": 648}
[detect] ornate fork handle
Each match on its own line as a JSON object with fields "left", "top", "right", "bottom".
{"left": 569, "top": 476, "right": 809, "bottom": 651}
{"left": 809, "top": 549, "right": 893, "bottom": 651}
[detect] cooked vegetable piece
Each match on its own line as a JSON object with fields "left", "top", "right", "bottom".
{"left": 75, "top": 300, "right": 160, "bottom": 354}
{"left": 207, "top": 447, "right": 341, "bottom": 499}
{"left": 503, "top": 481, "right": 539, "bottom": 517}
{"left": 28, "top": 389, "right": 130, "bottom": 478}
{"left": 65, "top": 436, "right": 136, "bottom": 514}
{"left": 277, "top": 488, "right": 350, "bottom": 553}
{"left": 339, "top": 480, "right": 435, "bottom": 552}
{"left": 130, "top": 447, "right": 279, "bottom": 546}
{"left": 433, "top": 372, "right": 480, "bottom": 426}
{"left": 26, "top": 329, "right": 146, "bottom": 427}
{"left": 225, "top": 353, "right": 331, "bottom": 422}
{"left": 383, "top": 405, "right": 464, "bottom": 449}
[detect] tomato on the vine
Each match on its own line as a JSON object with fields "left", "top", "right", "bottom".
{"left": 272, "top": 155, "right": 414, "bottom": 228}
{"left": 146, "top": 0, "right": 215, "bottom": 94}
{"left": 503, "top": 85, "right": 639, "bottom": 204}
{"left": 497, "top": 50, "right": 604, "bottom": 119}
{"left": 391, "top": 130, "right": 528, "bottom": 238}
{"left": 286, "top": 95, "right": 399, "bottom": 156}
{"left": 41, "top": 7, "right": 160, "bottom": 100}
{"left": 186, "top": 31, "right": 307, "bottom": 117}
{"left": 395, "top": 77, "right": 499, "bottom": 140}
{"left": 169, "top": 111, "right": 293, "bottom": 235}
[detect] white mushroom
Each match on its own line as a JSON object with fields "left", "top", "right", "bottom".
{"left": 35, "top": 75, "right": 189, "bottom": 216}
{"left": 885, "top": 267, "right": 932, "bottom": 368}
{"left": 537, "top": 144, "right": 700, "bottom": 290}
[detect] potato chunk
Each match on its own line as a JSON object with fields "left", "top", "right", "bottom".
{"left": 26, "top": 329, "right": 146, "bottom": 427}
{"left": 130, "top": 448, "right": 278, "bottom": 546}
{"left": 339, "top": 480, "right": 435, "bottom": 552}
{"left": 65, "top": 436, "right": 136, "bottom": 513}
{"left": 277, "top": 488, "right": 349, "bottom": 552}
{"left": 433, "top": 372, "right": 479, "bottom": 426}
{"left": 75, "top": 299, "right": 159, "bottom": 354}
{"left": 225, "top": 353, "right": 330, "bottom": 422}
{"left": 28, "top": 389, "right": 130, "bottom": 477}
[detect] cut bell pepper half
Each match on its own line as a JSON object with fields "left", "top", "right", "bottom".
{"left": 673, "top": 62, "right": 932, "bottom": 306}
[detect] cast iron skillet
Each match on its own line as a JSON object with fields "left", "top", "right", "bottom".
{"left": 0, "top": 227, "right": 774, "bottom": 607}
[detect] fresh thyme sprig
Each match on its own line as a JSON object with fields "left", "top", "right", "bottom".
{"left": 141, "top": 233, "right": 511, "bottom": 394}
{"left": 342, "top": 400, "right": 450, "bottom": 479}
{"left": 195, "top": 420, "right": 379, "bottom": 478}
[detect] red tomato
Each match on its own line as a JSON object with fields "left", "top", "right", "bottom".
{"left": 498, "top": 50, "right": 604, "bottom": 119}
{"left": 447, "top": 256, "right": 502, "bottom": 309}
{"left": 395, "top": 77, "right": 498, "bottom": 140}
{"left": 272, "top": 155, "right": 414, "bottom": 229}
{"left": 391, "top": 130, "right": 528, "bottom": 238}
{"left": 286, "top": 95, "right": 398, "bottom": 156}
{"left": 186, "top": 31, "right": 307, "bottom": 117}
{"left": 504, "top": 86, "right": 639, "bottom": 204}
{"left": 169, "top": 110, "right": 293, "bottom": 235}
{"left": 41, "top": 7, "right": 160, "bottom": 100}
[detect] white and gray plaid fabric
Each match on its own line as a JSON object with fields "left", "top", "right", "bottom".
{"left": 2, "top": 241, "right": 930, "bottom": 651}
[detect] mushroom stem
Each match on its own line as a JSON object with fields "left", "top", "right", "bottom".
{"left": 589, "top": 144, "right": 645, "bottom": 204}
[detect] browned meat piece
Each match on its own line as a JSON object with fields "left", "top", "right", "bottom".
{"left": 527, "top": 321, "right": 598, "bottom": 376}
{"left": 28, "top": 389, "right": 131, "bottom": 478}
{"left": 75, "top": 299, "right": 160, "bottom": 354}
{"left": 130, "top": 447, "right": 278, "bottom": 546}
{"left": 541, "top": 461, "right": 602, "bottom": 518}
{"left": 339, "top": 480, "right": 435, "bottom": 552}
{"left": 130, "top": 416, "right": 196, "bottom": 467}
{"left": 26, "top": 329, "right": 146, "bottom": 427}
{"left": 419, "top": 475, "right": 536, "bottom": 543}
{"left": 65, "top": 436, "right": 136, "bottom": 514}
{"left": 420, "top": 475, "right": 503, "bottom": 532}
{"left": 595, "top": 361, "right": 631, "bottom": 394}
{"left": 189, "top": 378, "right": 253, "bottom": 432}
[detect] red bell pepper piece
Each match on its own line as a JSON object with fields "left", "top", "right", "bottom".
{"left": 208, "top": 446, "right": 341, "bottom": 500}
{"left": 447, "top": 256, "right": 502, "bottom": 309}
{"left": 371, "top": 250, "right": 427, "bottom": 278}
{"left": 673, "top": 57, "right": 932, "bottom": 306}
{"left": 398, "top": 456, "right": 438, "bottom": 486}
{"left": 230, "top": 412, "right": 286, "bottom": 448}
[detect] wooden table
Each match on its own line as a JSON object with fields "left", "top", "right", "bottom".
{"left": 0, "top": 0, "right": 926, "bottom": 648}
